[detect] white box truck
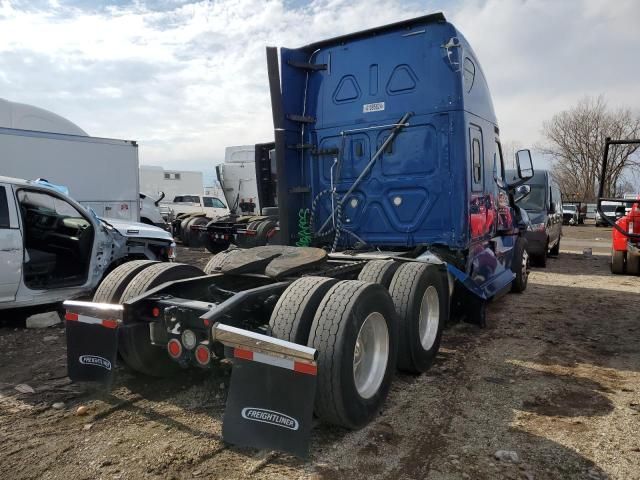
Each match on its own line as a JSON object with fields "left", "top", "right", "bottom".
{"left": 0, "top": 127, "right": 141, "bottom": 222}
{"left": 0, "top": 98, "right": 166, "bottom": 228}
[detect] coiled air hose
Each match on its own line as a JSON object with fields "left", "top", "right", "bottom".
{"left": 296, "top": 208, "right": 312, "bottom": 247}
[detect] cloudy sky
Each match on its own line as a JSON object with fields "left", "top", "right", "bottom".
{"left": 1, "top": 0, "right": 639, "bottom": 177}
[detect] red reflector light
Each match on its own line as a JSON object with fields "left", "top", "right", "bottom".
{"left": 101, "top": 319, "right": 118, "bottom": 329}
{"left": 152, "top": 307, "right": 161, "bottom": 318}
{"left": 203, "top": 318, "right": 210, "bottom": 327}
{"left": 195, "top": 345, "right": 210, "bottom": 365}
{"left": 167, "top": 339, "right": 182, "bottom": 358}
{"left": 65, "top": 312, "right": 78, "bottom": 321}
{"left": 234, "top": 348, "right": 254, "bottom": 361}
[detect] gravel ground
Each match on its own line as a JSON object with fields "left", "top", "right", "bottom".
{"left": 1, "top": 226, "right": 639, "bottom": 480}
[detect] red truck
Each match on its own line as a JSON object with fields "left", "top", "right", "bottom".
{"left": 597, "top": 137, "right": 640, "bottom": 274}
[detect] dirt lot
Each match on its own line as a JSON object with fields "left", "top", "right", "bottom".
{"left": 1, "top": 225, "right": 639, "bottom": 480}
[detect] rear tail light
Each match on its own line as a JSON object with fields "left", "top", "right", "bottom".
{"left": 152, "top": 307, "right": 161, "bottom": 318}
{"left": 167, "top": 339, "right": 182, "bottom": 359}
{"left": 195, "top": 344, "right": 210, "bottom": 366}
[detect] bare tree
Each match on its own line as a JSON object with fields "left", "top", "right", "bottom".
{"left": 540, "top": 96, "right": 640, "bottom": 201}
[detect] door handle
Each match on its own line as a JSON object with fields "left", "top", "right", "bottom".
{"left": 0, "top": 248, "right": 21, "bottom": 252}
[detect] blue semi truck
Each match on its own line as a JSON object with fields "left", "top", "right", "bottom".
{"left": 63, "top": 13, "right": 533, "bottom": 456}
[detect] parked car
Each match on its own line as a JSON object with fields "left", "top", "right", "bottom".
{"left": 164, "top": 194, "right": 229, "bottom": 219}
{"left": 507, "top": 169, "right": 562, "bottom": 267}
{"left": 595, "top": 201, "right": 625, "bottom": 227}
{"left": 0, "top": 176, "right": 175, "bottom": 316}
{"left": 562, "top": 204, "right": 579, "bottom": 225}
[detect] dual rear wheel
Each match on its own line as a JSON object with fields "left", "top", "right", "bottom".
{"left": 93, "top": 261, "right": 205, "bottom": 377}
{"left": 269, "top": 260, "right": 448, "bottom": 428}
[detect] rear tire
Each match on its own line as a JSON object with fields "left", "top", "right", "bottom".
{"left": 511, "top": 238, "right": 529, "bottom": 293}
{"left": 93, "top": 260, "right": 158, "bottom": 303}
{"left": 204, "top": 248, "right": 240, "bottom": 274}
{"left": 611, "top": 250, "right": 626, "bottom": 274}
{"left": 357, "top": 260, "right": 400, "bottom": 289}
{"left": 188, "top": 217, "right": 210, "bottom": 248}
{"left": 269, "top": 276, "right": 338, "bottom": 344}
{"left": 237, "top": 220, "right": 261, "bottom": 248}
{"left": 178, "top": 216, "right": 192, "bottom": 243}
{"left": 261, "top": 207, "right": 278, "bottom": 216}
{"left": 389, "top": 262, "right": 448, "bottom": 373}
{"left": 182, "top": 216, "right": 208, "bottom": 247}
{"left": 118, "top": 263, "right": 205, "bottom": 377}
{"left": 627, "top": 252, "right": 640, "bottom": 275}
{"left": 308, "top": 280, "right": 398, "bottom": 429}
{"left": 255, "top": 220, "right": 277, "bottom": 246}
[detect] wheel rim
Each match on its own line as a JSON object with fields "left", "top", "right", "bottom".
{"left": 521, "top": 249, "right": 529, "bottom": 286}
{"left": 353, "top": 312, "right": 389, "bottom": 399}
{"left": 418, "top": 286, "right": 440, "bottom": 351}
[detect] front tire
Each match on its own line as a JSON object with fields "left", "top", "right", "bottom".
{"left": 611, "top": 250, "right": 626, "bottom": 274}
{"left": 388, "top": 263, "right": 448, "bottom": 373}
{"left": 532, "top": 239, "right": 548, "bottom": 268}
{"left": 511, "top": 237, "right": 529, "bottom": 293}
{"left": 308, "top": 280, "right": 398, "bottom": 429}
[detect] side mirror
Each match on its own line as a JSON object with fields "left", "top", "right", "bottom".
{"left": 516, "top": 149, "right": 534, "bottom": 180}
{"left": 155, "top": 191, "right": 165, "bottom": 207}
{"left": 514, "top": 184, "right": 530, "bottom": 203}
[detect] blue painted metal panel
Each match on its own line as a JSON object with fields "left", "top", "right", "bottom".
{"left": 276, "top": 13, "right": 520, "bottom": 298}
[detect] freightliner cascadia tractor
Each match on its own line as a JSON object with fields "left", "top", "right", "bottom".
{"left": 63, "top": 13, "right": 534, "bottom": 456}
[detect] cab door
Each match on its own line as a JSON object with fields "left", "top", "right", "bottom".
{"left": 0, "top": 184, "right": 22, "bottom": 303}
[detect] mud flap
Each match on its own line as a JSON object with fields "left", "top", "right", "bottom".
{"left": 222, "top": 348, "right": 317, "bottom": 458}
{"left": 65, "top": 312, "right": 118, "bottom": 385}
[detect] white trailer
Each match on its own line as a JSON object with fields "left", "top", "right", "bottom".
{"left": 139, "top": 165, "right": 205, "bottom": 201}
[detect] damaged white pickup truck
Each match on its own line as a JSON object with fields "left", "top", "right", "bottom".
{"left": 0, "top": 176, "right": 175, "bottom": 311}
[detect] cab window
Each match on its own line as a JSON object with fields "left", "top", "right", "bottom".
{"left": 203, "top": 197, "right": 226, "bottom": 208}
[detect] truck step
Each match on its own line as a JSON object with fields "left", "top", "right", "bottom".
{"left": 286, "top": 60, "right": 327, "bottom": 71}
{"left": 286, "top": 114, "right": 316, "bottom": 124}
{"left": 289, "top": 186, "right": 311, "bottom": 194}
{"left": 287, "top": 143, "right": 315, "bottom": 150}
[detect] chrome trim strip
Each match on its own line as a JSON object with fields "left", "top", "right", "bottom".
{"left": 212, "top": 323, "right": 317, "bottom": 363}
{"left": 63, "top": 300, "right": 124, "bottom": 321}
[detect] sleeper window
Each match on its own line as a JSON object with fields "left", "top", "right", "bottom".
{"left": 472, "top": 138, "right": 482, "bottom": 185}
{"left": 463, "top": 57, "right": 476, "bottom": 93}
{"left": 0, "top": 186, "right": 9, "bottom": 228}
